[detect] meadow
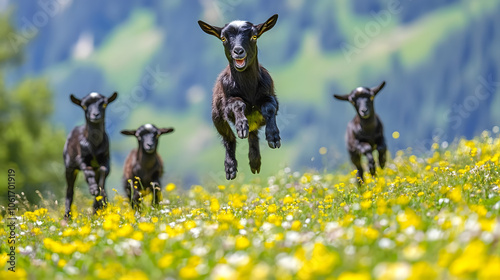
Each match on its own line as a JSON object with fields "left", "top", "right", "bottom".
{"left": 1, "top": 131, "right": 500, "bottom": 280}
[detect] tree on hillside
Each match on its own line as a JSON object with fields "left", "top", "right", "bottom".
{"left": 0, "top": 11, "right": 66, "bottom": 209}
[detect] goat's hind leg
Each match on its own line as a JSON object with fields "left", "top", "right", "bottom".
{"left": 215, "top": 121, "right": 238, "bottom": 180}
{"left": 64, "top": 168, "right": 77, "bottom": 218}
{"left": 248, "top": 131, "right": 261, "bottom": 174}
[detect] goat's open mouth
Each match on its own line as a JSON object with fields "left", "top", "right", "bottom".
{"left": 234, "top": 58, "right": 246, "bottom": 69}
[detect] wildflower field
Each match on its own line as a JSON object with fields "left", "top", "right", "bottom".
{"left": 2, "top": 132, "right": 500, "bottom": 280}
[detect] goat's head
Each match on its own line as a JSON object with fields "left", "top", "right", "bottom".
{"left": 70, "top": 92, "right": 118, "bottom": 124}
{"left": 198, "top": 14, "right": 278, "bottom": 72}
{"left": 334, "top": 81, "right": 385, "bottom": 119}
{"left": 121, "top": 124, "right": 174, "bottom": 154}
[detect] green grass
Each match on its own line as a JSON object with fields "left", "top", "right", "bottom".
{"left": 1, "top": 131, "right": 499, "bottom": 279}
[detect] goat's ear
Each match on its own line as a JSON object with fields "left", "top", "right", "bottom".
{"left": 371, "top": 81, "right": 386, "bottom": 96}
{"left": 256, "top": 14, "right": 278, "bottom": 38}
{"left": 120, "top": 130, "right": 137, "bottom": 136}
{"left": 159, "top": 128, "right": 174, "bottom": 135}
{"left": 107, "top": 92, "right": 118, "bottom": 104}
{"left": 333, "top": 94, "right": 350, "bottom": 101}
{"left": 198, "top": 20, "right": 222, "bottom": 39}
{"left": 70, "top": 94, "right": 82, "bottom": 106}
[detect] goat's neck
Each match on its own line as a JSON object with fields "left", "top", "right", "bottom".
{"left": 85, "top": 121, "right": 106, "bottom": 146}
{"left": 137, "top": 149, "right": 157, "bottom": 169}
{"left": 359, "top": 114, "right": 378, "bottom": 132}
{"left": 230, "top": 59, "right": 260, "bottom": 92}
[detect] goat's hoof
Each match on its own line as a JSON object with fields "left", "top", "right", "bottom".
{"left": 268, "top": 140, "right": 281, "bottom": 149}
{"left": 250, "top": 163, "right": 261, "bottom": 174}
{"left": 225, "top": 167, "right": 237, "bottom": 180}
{"left": 236, "top": 122, "right": 249, "bottom": 139}
{"left": 89, "top": 184, "right": 99, "bottom": 196}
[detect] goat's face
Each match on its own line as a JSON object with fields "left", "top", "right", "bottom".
{"left": 198, "top": 14, "right": 278, "bottom": 72}
{"left": 334, "top": 81, "right": 386, "bottom": 119}
{"left": 71, "top": 92, "right": 118, "bottom": 124}
{"left": 121, "top": 124, "right": 174, "bottom": 155}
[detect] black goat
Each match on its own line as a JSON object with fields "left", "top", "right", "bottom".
{"left": 334, "top": 81, "right": 387, "bottom": 184}
{"left": 121, "top": 124, "right": 174, "bottom": 208}
{"left": 63, "top": 91, "right": 118, "bottom": 217}
{"left": 198, "top": 14, "right": 281, "bottom": 180}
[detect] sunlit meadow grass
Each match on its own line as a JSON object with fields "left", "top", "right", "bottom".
{"left": 1, "top": 131, "right": 500, "bottom": 279}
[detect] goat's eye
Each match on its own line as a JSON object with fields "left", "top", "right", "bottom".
{"left": 252, "top": 35, "right": 257, "bottom": 40}
{"left": 102, "top": 103, "right": 107, "bottom": 109}
{"left": 221, "top": 36, "right": 226, "bottom": 42}
{"left": 82, "top": 105, "right": 87, "bottom": 110}
{"left": 370, "top": 96, "right": 374, "bottom": 101}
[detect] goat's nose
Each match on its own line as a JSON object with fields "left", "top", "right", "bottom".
{"left": 233, "top": 47, "right": 245, "bottom": 56}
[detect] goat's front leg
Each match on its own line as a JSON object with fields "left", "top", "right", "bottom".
{"left": 248, "top": 130, "right": 261, "bottom": 174}
{"left": 359, "top": 142, "right": 376, "bottom": 176}
{"left": 80, "top": 164, "right": 99, "bottom": 196}
{"left": 93, "top": 166, "right": 108, "bottom": 211}
{"left": 225, "top": 97, "right": 248, "bottom": 139}
{"left": 150, "top": 180, "right": 162, "bottom": 206}
{"left": 376, "top": 139, "right": 387, "bottom": 169}
{"left": 349, "top": 152, "right": 364, "bottom": 185}
{"left": 64, "top": 168, "right": 77, "bottom": 218}
{"left": 261, "top": 97, "right": 281, "bottom": 149}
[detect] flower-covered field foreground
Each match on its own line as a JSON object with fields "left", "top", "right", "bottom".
{"left": 2, "top": 132, "right": 500, "bottom": 280}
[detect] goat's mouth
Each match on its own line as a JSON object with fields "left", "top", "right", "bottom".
{"left": 359, "top": 112, "right": 371, "bottom": 119}
{"left": 144, "top": 147, "right": 156, "bottom": 154}
{"left": 89, "top": 117, "right": 103, "bottom": 123}
{"left": 233, "top": 58, "right": 246, "bottom": 70}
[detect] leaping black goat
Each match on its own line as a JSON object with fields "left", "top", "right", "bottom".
{"left": 63, "top": 91, "right": 117, "bottom": 218}
{"left": 121, "top": 124, "right": 174, "bottom": 208}
{"left": 334, "top": 81, "right": 387, "bottom": 184}
{"left": 198, "top": 14, "right": 281, "bottom": 180}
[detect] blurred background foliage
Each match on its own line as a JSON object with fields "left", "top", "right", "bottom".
{"left": 1, "top": 0, "right": 499, "bottom": 205}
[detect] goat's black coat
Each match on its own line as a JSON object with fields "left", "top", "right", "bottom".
{"left": 334, "top": 82, "right": 387, "bottom": 184}
{"left": 63, "top": 92, "right": 117, "bottom": 217}
{"left": 121, "top": 124, "right": 174, "bottom": 208}
{"left": 198, "top": 14, "right": 281, "bottom": 180}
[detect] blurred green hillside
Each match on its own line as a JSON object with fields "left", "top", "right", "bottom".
{"left": 5, "top": 0, "right": 500, "bottom": 199}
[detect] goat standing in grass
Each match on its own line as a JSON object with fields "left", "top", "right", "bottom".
{"left": 198, "top": 14, "right": 281, "bottom": 180}
{"left": 334, "top": 81, "right": 387, "bottom": 184}
{"left": 121, "top": 124, "right": 174, "bottom": 208}
{"left": 63, "top": 91, "right": 117, "bottom": 218}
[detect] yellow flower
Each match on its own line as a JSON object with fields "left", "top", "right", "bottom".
{"left": 450, "top": 240, "right": 487, "bottom": 276}
{"left": 158, "top": 253, "right": 174, "bottom": 268}
{"left": 131, "top": 231, "right": 144, "bottom": 241}
{"left": 360, "top": 200, "right": 372, "bottom": 209}
{"left": 34, "top": 208, "right": 48, "bottom": 217}
{"left": 291, "top": 220, "right": 301, "bottom": 231}
{"left": 116, "top": 224, "right": 134, "bottom": 237}
{"left": 447, "top": 187, "right": 462, "bottom": 203}
{"left": 118, "top": 270, "right": 149, "bottom": 280}
{"left": 338, "top": 271, "right": 371, "bottom": 280}
{"left": 184, "top": 220, "right": 197, "bottom": 230}
{"left": 0, "top": 253, "right": 8, "bottom": 265}
{"left": 62, "top": 228, "right": 76, "bottom": 237}
{"left": 268, "top": 204, "right": 277, "bottom": 213}
{"left": 478, "top": 256, "right": 500, "bottom": 280}
{"left": 235, "top": 236, "right": 250, "bottom": 250}
{"left": 166, "top": 183, "right": 176, "bottom": 192}
{"left": 179, "top": 266, "right": 199, "bottom": 279}
{"left": 138, "top": 223, "right": 155, "bottom": 233}
{"left": 283, "top": 196, "right": 294, "bottom": 205}
{"left": 408, "top": 262, "right": 437, "bottom": 280}
{"left": 32, "top": 227, "right": 42, "bottom": 235}
{"left": 58, "top": 259, "right": 67, "bottom": 268}
{"left": 210, "top": 198, "right": 220, "bottom": 212}
{"left": 397, "top": 209, "right": 421, "bottom": 230}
